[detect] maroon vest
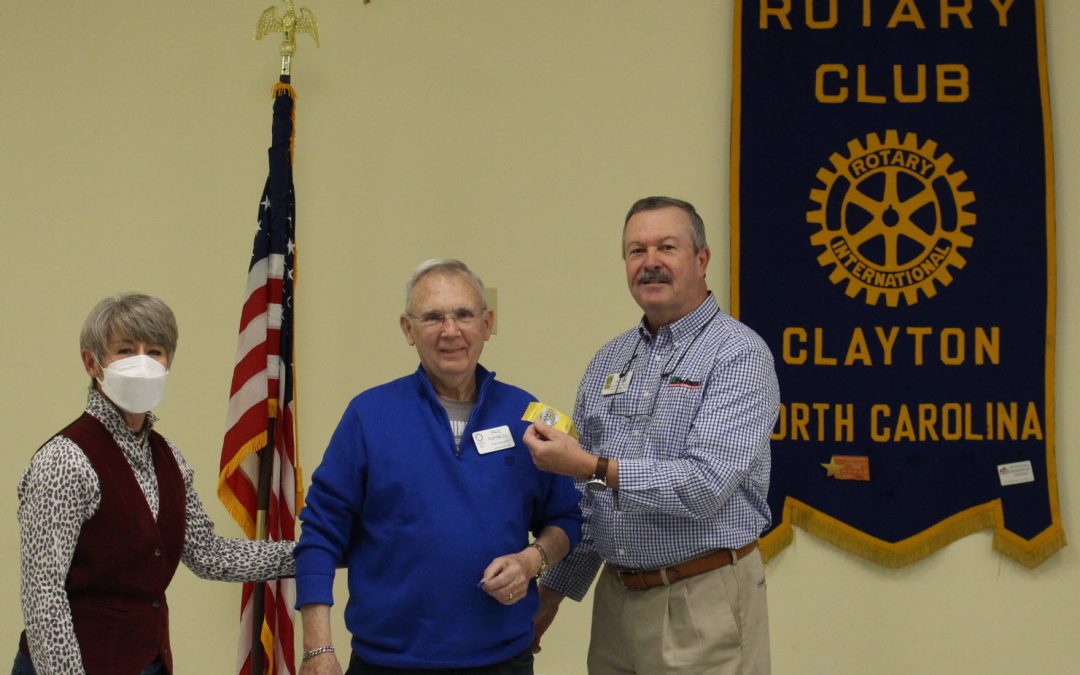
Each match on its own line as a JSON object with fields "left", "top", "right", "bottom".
{"left": 20, "top": 413, "right": 186, "bottom": 674}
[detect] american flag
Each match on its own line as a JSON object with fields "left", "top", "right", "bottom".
{"left": 218, "top": 81, "right": 302, "bottom": 675}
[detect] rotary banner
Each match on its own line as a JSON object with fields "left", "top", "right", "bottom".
{"left": 732, "top": 0, "right": 1062, "bottom": 567}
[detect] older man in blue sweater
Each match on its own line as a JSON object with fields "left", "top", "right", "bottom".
{"left": 295, "top": 259, "right": 582, "bottom": 675}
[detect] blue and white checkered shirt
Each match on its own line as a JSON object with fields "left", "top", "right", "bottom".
{"left": 543, "top": 294, "right": 780, "bottom": 601}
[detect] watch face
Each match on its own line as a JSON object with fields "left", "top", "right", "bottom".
{"left": 586, "top": 478, "right": 608, "bottom": 492}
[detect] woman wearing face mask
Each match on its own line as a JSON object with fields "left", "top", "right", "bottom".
{"left": 13, "top": 293, "right": 295, "bottom": 675}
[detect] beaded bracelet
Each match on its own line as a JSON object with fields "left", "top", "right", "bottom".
{"left": 301, "top": 645, "right": 335, "bottom": 662}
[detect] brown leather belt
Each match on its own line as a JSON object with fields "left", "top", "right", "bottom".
{"left": 606, "top": 541, "right": 758, "bottom": 591}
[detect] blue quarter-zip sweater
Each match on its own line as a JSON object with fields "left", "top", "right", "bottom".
{"left": 295, "top": 365, "right": 582, "bottom": 669}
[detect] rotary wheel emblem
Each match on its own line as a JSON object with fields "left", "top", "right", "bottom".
{"left": 540, "top": 407, "right": 559, "bottom": 426}
{"left": 807, "top": 130, "right": 975, "bottom": 306}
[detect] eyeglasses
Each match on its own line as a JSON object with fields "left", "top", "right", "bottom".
{"left": 408, "top": 307, "right": 484, "bottom": 329}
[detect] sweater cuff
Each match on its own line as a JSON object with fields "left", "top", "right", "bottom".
{"left": 294, "top": 572, "right": 336, "bottom": 609}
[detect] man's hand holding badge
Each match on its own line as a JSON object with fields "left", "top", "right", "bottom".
{"left": 522, "top": 402, "right": 617, "bottom": 489}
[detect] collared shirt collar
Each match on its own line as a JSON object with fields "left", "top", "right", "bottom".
{"left": 636, "top": 292, "right": 719, "bottom": 344}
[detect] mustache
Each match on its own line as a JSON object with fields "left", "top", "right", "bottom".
{"left": 636, "top": 268, "right": 673, "bottom": 284}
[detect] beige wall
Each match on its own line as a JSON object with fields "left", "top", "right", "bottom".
{"left": 1, "top": 2, "right": 1076, "bottom": 673}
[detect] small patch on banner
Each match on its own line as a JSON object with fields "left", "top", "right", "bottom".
{"left": 998, "top": 461, "right": 1035, "bottom": 486}
{"left": 821, "top": 455, "right": 870, "bottom": 481}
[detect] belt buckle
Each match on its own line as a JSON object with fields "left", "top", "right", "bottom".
{"left": 617, "top": 568, "right": 646, "bottom": 590}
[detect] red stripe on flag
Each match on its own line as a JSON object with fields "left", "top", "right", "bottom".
{"left": 228, "top": 346, "right": 270, "bottom": 398}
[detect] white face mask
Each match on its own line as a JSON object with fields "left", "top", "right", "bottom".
{"left": 97, "top": 354, "right": 168, "bottom": 414}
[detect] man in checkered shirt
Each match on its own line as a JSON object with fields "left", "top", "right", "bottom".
{"left": 524, "top": 196, "right": 780, "bottom": 675}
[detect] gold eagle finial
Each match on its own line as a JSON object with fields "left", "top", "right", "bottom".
{"left": 255, "top": 0, "right": 320, "bottom": 76}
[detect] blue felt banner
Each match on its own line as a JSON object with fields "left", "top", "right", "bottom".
{"left": 731, "top": 0, "right": 1061, "bottom": 567}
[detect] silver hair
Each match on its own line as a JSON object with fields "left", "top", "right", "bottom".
{"left": 80, "top": 292, "right": 179, "bottom": 366}
{"left": 403, "top": 258, "right": 487, "bottom": 313}
{"left": 622, "top": 196, "right": 708, "bottom": 256}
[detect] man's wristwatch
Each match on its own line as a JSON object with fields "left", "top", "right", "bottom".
{"left": 586, "top": 457, "right": 609, "bottom": 492}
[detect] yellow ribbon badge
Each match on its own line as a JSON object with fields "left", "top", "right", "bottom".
{"left": 522, "top": 402, "right": 579, "bottom": 439}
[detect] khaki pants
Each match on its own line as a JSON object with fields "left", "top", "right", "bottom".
{"left": 587, "top": 548, "right": 770, "bottom": 675}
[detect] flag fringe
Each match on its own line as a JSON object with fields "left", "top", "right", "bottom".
{"left": 294, "top": 464, "right": 305, "bottom": 515}
{"left": 216, "top": 431, "right": 268, "bottom": 538}
{"left": 272, "top": 82, "right": 296, "bottom": 99}
{"left": 763, "top": 497, "right": 1066, "bottom": 568}
{"left": 261, "top": 620, "right": 276, "bottom": 675}
{"left": 217, "top": 486, "right": 257, "bottom": 540}
{"left": 272, "top": 82, "right": 298, "bottom": 165}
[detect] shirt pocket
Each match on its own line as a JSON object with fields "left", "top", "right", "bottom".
{"left": 649, "top": 379, "right": 706, "bottom": 447}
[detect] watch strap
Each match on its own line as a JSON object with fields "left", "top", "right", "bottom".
{"left": 592, "top": 456, "right": 609, "bottom": 484}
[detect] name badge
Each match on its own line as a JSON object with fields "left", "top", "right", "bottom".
{"left": 473, "top": 425, "right": 516, "bottom": 454}
{"left": 602, "top": 371, "right": 633, "bottom": 395}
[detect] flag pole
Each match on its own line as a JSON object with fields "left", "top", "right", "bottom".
{"left": 250, "top": 419, "right": 275, "bottom": 675}
{"left": 251, "top": 5, "right": 318, "bottom": 675}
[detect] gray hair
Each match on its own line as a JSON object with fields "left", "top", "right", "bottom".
{"left": 622, "top": 196, "right": 708, "bottom": 256}
{"left": 404, "top": 258, "right": 487, "bottom": 313}
{"left": 80, "top": 293, "right": 179, "bottom": 366}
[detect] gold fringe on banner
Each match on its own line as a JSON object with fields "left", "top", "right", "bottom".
{"left": 761, "top": 497, "right": 1066, "bottom": 568}
{"left": 760, "top": 521, "right": 793, "bottom": 562}
{"left": 992, "top": 518, "right": 1067, "bottom": 568}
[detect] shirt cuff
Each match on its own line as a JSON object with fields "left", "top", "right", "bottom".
{"left": 541, "top": 545, "right": 603, "bottom": 602}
